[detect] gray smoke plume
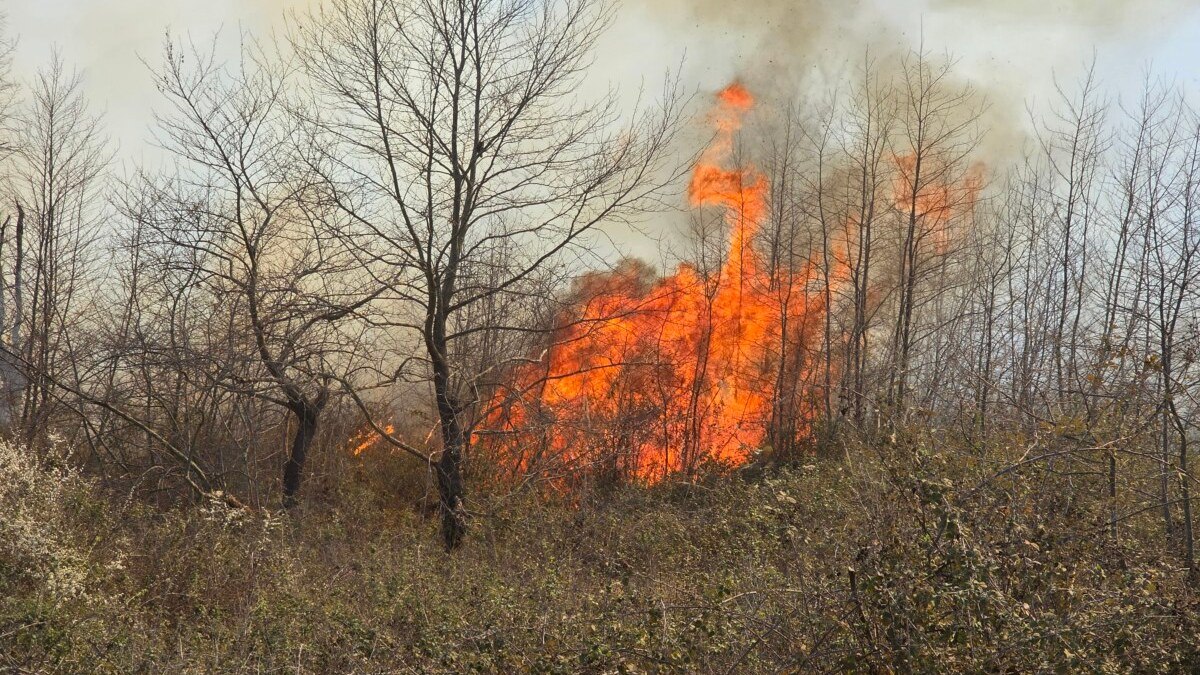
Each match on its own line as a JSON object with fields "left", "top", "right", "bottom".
{"left": 623, "top": 0, "right": 1196, "bottom": 163}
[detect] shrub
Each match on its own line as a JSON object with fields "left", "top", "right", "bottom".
{"left": 2, "top": 432, "right": 1199, "bottom": 672}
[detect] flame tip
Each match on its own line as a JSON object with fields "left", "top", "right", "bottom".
{"left": 717, "top": 82, "right": 755, "bottom": 109}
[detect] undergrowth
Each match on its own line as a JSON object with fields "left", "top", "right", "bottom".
{"left": 2, "top": 434, "right": 1197, "bottom": 673}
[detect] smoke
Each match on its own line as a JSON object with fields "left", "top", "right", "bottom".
{"left": 620, "top": 0, "right": 1200, "bottom": 166}
{"left": 631, "top": 0, "right": 886, "bottom": 92}
{"left": 645, "top": 0, "right": 1192, "bottom": 72}
{"left": 4, "top": 0, "right": 324, "bottom": 167}
{"left": 926, "top": 0, "right": 1191, "bottom": 32}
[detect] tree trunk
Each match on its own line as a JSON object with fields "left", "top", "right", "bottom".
{"left": 282, "top": 399, "right": 321, "bottom": 508}
{"left": 1179, "top": 428, "right": 1195, "bottom": 582}
{"left": 1166, "top": 394, "right": 1195, "bottom": 581}
{"left": 434, "top": 370, "right": 467, "bottom": 550}
{"left": 6, "top": 202, "right": 25, "bottom": 429}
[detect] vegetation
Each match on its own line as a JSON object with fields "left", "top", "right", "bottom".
{"left": 4, "top": 432, "right": 1199, "bottom": 672}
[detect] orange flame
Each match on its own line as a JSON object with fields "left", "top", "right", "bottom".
{"left": 479, "top": 84, "right": 838, "bottom": 483}
{"left": 347, "top": 424, "right": 396, "bottom": 456}
{"left": 892, "top": 153, "right": 984, "bottom": 254}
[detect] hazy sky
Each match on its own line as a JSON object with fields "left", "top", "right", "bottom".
{"left": 7, "top": 0, "right": 1200, "bottom": 160}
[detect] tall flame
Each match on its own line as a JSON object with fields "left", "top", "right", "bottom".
{"left": 478, "top": 83, "right": 836, "bottom": 483}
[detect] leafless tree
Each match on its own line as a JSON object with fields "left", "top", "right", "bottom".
{"left": 121, "top": 37, "right": 384, "bottom": 506}
{"left": 292, "top": 0, "right": 685, "bottom": 547}
{"left": 9, "top": 54, "right": 109, "bottom": 445}
{"left": 885, "top": 50, "right": 983, "bottom": 419}
{"left": 836, "top": 55, "right": 897, "bottom": 431}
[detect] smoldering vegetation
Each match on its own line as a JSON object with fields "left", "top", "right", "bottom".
{"left": 2, "top": 0, "right": 1200, "bottom": 671}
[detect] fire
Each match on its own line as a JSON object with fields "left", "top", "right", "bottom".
{"left": 892, "top": 153, "right": 984, "bottom": 254}
{"left": 478, "top": 83, "right": 836, "bottom": 483}
{"left": 347, "top": 424, "right": 396, "bottom": 456}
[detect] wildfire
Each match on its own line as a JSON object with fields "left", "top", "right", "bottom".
{"left": 478, "top": 83, "right": 834, "bottom": 483}
{"left": 892, "top": 153, "right": 984, "bottom": 254}
{"left": 347, "top": 423, "right": 396, "bottom": 456}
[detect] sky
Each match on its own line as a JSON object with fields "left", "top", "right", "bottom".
{"left": 7, "top": 0, "right": 1200, "bottom": 156}
{"left": 5, "top": 0, "right": 1200, "bottom": 258}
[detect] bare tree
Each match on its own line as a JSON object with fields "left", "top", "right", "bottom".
{"left": 9, "top": 54, "right": 109, "bottom": 444}
{"left": 127, "top": 38, "right": 383, "bottom": 507}
{"left": 837, "top": 55, "right": 896, "bottom": 431}
{"left": 293, "top": 0, "right": 684, "bottom": 548}
{"left": 885, "top": 49, "right": 982, "bottom": 419}
{"left": 1035, "top": 63, "right": 1108, "bottom": 410}
{"left": 0, "top": 19, "right": 21, "bottom": 426}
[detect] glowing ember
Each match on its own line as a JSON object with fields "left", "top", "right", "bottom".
{"left": 477, "top": 83, "right": 837, "bottom": 483}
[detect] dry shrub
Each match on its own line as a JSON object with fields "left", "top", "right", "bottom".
{"left": 1, "top": 431, "right": 1198, "bottom": 672}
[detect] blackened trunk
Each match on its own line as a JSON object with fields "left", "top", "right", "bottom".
{"left": 282, "top": 402, "right": 320, "bottom": 508}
